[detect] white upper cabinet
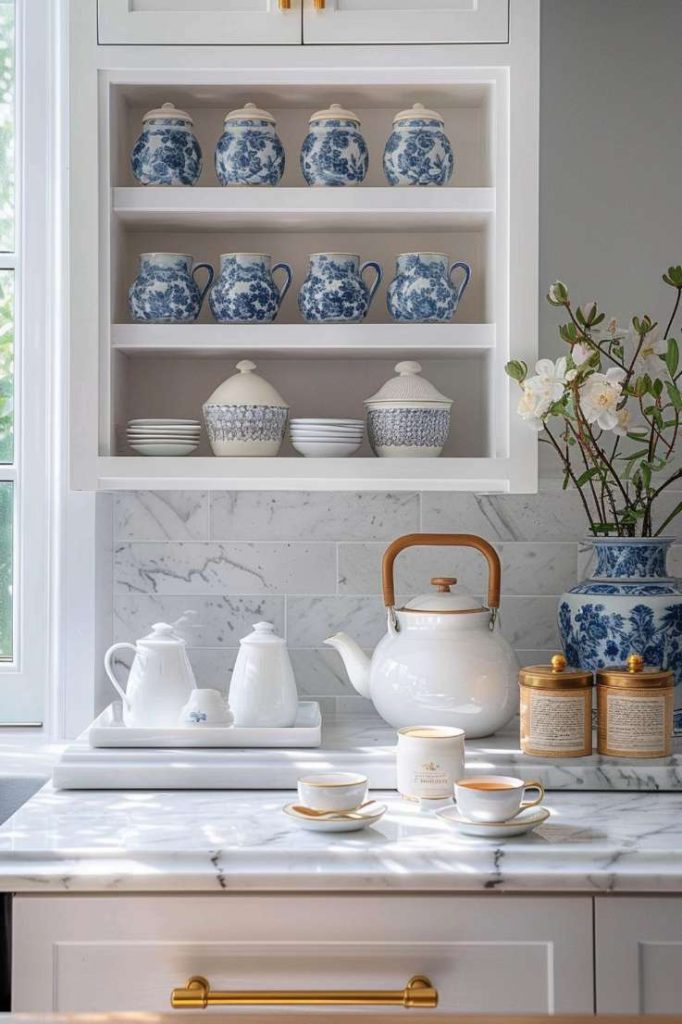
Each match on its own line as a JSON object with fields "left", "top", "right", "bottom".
{"left": 303, "top": 0, "right": 509, "bottom": 45}
{"left": 97, "top": 0, "right": 302, "bottom": 46}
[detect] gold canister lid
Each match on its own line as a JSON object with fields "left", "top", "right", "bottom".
{"left": 519, "top": 653, "right": 594, "bottom": 689}
{"left": 596, "top": 652, "right": 674, "bottom": 689}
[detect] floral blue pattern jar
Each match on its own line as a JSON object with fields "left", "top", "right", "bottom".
{"left": 387, "top": 252, "right": 471, "bottom": 322}
{"left": 365, "top": 361, "right": 452, "bottom": 458}
{"left": 209, "top": 253, "right": 292, "bottom": 324}
{"left": 383, "top": 102, "right": 454, "bottom": 187}
{"left": 130, "top": 102, "right": 202, "bottom": 187}
{"left": 298, "top": 253, "right": 382, "bottom": 323}
{"left": 558, "top": 537, "right": 682, "bottom": 734}
{"left": 215, "top": 102, "right": 285, "bottom": 187}
{"left": 300, "top": 103, "right": 368, "bottom": 187}
{"left": 128, "top": 253, "right": 214, "bottom": 323}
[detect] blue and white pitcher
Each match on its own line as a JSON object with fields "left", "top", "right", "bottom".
{"left": 298, "top": 253, "right": 382, "bottom": 323}
{"left": 130, "top": 102, "right": 202, "bottom": 186}
{"left": 128, "top": 253, "right": 213, "bottom": 323}
{"left": 215, "top": 102, "right": 285, "bottom": 187}
{"left": 387, "top": 252, "right": 471, "bottom": 323}
{"left": 209, "top": 253, "right": 292, "bottom": 324}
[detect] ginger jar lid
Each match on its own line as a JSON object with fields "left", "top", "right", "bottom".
{"left": 224, "top": 101, "right": 276, "bottom": 124}
{"left": 365, "top": 361, "right": 452, "bottom": 406}
{"left": 392, "top": 102, "right": 445, "bottom": 125}
{"left": 239, "top": 621, "right": 287, "bottom": 647}
{"left": 596, "top": 653, "right": 673, "bottom": 689}
{"left": 142, "top": 101, "right": 194, "bottom": 125}
{"left": 205, "top": 361, "right": 289, "bottom": 409}
{"left": 519, "top": 653, "right": 593, "bottom": 690}
{"left": 399, "top": 577, "right": 485, "bottom": 615}
{"left": 309, "top": 102, "right": 361, "bottom": 124}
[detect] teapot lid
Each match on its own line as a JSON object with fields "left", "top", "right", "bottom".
{"left": 205, "top": 360, "right": 289, "bottom": 409}
{"left": 393, "top": 102, "right": 445, "bottom": 124}
{"left": 309, "top": 102, "right": 361, "bottom": 124}
{"left": 224, "top": 101, "right": 276, "bottom": 124}
{"left": 239, "top": 621, "right": 286, "bottom": 646}
{"left": 365, "top": 362, "right": 452, "bottom": 406}
{"left": 138, "top": 622, "right": 187, "bottom": 645}
{"left": 142, "top": 101, "right": 194, "bottom": 125}
{"left": 399, "top": 578, "right": 485, "bottom": 614}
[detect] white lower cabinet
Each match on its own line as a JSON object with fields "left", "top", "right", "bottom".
{"left": 595, "top": 897, "right": 682, "bottom": 1013}
{"left": 13, "top": 894, "right": 594, "bottom": 1014}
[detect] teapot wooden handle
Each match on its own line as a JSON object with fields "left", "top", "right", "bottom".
{"left": 381, "top": 533, "right": 501, "bottom": 610}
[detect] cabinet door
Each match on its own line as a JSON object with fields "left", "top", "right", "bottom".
{"left": 596, "top": 897, "right": 682, "bottom": 1013}
{"left": 97, "top": 0, "right": 302, "bottom": 46}
{"left": 14, "top": 894, "right": 593, "bottom": 1014}
{"left": 303, "top": 0, "right": 509, "bottom": 45}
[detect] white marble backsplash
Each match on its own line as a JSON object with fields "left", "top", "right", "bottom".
{"left": 106, "top": 483, "right": 682, "bottom": 706}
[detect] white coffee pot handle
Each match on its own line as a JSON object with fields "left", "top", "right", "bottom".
{"left": 104, "top": 642, "right": 137, "bottom": 710}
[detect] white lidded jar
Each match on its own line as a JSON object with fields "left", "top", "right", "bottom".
{"left": 203, "top": 360, "right": 289, "bottom": 457}
{"left": 229, "top": 621, "right": 298, "bottom": 728}
{"left": 365, "top": 361, "right": 452, "bottom": 457}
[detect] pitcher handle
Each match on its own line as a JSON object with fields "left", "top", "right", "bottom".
{"left": 272, "top": 262, "right": 293, "bottom": 306}
{"left": 104, "top": 642, "right": 137, "bottom": 710}
{"left": 192, "top": 262, "right": 215, "bottom": 307}
{"left": 449, "top": 260, "right": 471, "bottom": 298}
{"left": 381, "top": 533, "right": 501, "bottom": 611}
{"left": 360, "top": 260, "right": 383, "bottom": 309}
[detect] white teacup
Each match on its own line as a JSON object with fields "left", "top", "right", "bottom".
{"left": 455, "top": 775, "right": 544, "bottom": 823}
{"left": 297, "top": 772, "right": 368, "bottom": 812}
{"left": 179, "top": 688, "right": 234, "bottom": 727}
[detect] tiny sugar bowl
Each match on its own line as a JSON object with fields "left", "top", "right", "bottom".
{"left": 215, "top": 102, "right": 285, "bottom": 186}
{"left": 365, "top": 361, "right": 452, "bottom": 458}
{"left": 130, "top": 102, "right": 202, "bottom": 186}
{"left": 300, "top": 103, "right": 368, "bottom": 187}
{"left": 383, "top": 102, "right": 454, "bottom": 187}
{"left": 179, "top": 689, "right": 234, "bottom": 727}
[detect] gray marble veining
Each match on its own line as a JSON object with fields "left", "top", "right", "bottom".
{"left": 114, "top": 491, "right": 209, "bottom": 541}
{"left": 114, "top": 595, "right": 285, "bottom": 647}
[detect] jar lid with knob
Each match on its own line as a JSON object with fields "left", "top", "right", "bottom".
{"left": 519, "top": 653, "right": 594, "bottom": 690}
{"left": 142, "top": 101, "right": 194, "bottom": 125}
{"left": 308, "top": 102, "right": 362, "bottom": 125}
{"left": 596, "top": 652, "right": 674, "bottom": 689}
{"left": 392, "top": 102, "right": 446, "bottom": 125}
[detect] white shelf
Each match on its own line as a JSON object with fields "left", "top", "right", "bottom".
{"left": 111, "top": 186, "right": 495, "bottom": 233}
{"left": 111, "top": 322, "right": 496, "bottom": 358}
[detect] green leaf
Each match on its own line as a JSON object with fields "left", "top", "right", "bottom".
{"left": 505, "top": 360, "right": 527, "bottom": 382}
{"left": 666, "top": 338, "right": 680, "bottom": 378}
{"left": 653, "top": 378, "right": 664, "bottom": 398}
{"left": 575, "top": 467, "right": 602, "bottom": 487}
{"left": 663, "top": 266, "right": 682, "bottom": 289}
{"left": 626, "top": 431, "right": 649, "bottom": 441}
{"left": 665, "top": 380, "right": 682, "bottom": 411}
{"left": 618, "top": 449, "right": 650, "bottom": 461}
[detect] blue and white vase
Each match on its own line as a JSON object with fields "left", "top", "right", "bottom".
{"left": 300, "top": 103, "right": 368, "bottom": 187}
{"left": 130, "top": 102, "right": 202, "bottom": 186}
{"left": 383, "top": 102, "right": 454, "bottom": 187}
{"left": 128, "top": 253, "right": 213, "bottom": 323}
{"left": 298, "top": 253, "right": 382, "bottom": 324}
{"left": 559, "top": 538, "right": 682, "bottom": 734}
{"left": 215, "top": 102, "right": 285, "bottom": 187}
{"left": 387, "top": 252, "right": 471, "bottom": 323}
{"left": 209, "top": 253, "right": 292, "bottom": 324}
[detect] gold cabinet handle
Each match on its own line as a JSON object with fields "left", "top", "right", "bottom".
{"left": 172, "top": 975, "right": 438, "bottom": 1009}
{"left": 278, "top": 0, "right": 291, "bottom": 9}
{"left": 313, "top": 0, "right": 326, "bottom": 9}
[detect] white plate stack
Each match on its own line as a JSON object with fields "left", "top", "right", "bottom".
{"left": 127, "top": 418, "right": 202, "bottom": 456}
{"left": 290, "top": 418, "right": 365, "bottom": 458}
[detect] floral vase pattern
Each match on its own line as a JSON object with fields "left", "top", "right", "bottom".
{"left": 128, "top": 253, "right": 213, "bottom": 323}
{"left": 300, "top": 105, "right": 368, "bottom": 187}
{"left": 215, "top": 103, "right": 285, "bottom": 187}
{"left": 130, "top": 103, "right": 202, "bottom": 186}
{"left": 387, "top": 252, "right": 471, "bottom": 322}
{"left": 558, "top": 538, "right": 682, "bottom": 734}
{"left": 298, "top": 253, "right": 381, "bottom": 323}
{"left": 209, "top": 253, "right": 292, "bottom": 324}
{"left": 383, "top": 103, "right": 454, "bottom": 187}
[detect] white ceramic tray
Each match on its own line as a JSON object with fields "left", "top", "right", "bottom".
{"left": 88, "top": 701, "right": 321, "bottom": 749}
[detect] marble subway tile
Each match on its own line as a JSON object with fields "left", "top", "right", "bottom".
{"left": 114, "top": 595, "right": 284, "bottom": 647}
{"left": 187, "top": 648, "right": 237, "bottom": 692}
{"left": 421, "top": 488, "right": 589, "bottom": 542}
{"left": 289, "top": 648, "right": 360, "bottom": 696}
{"left": 338, "top": 543, "right": 489, "bottom": 596}
{"left": 515, "top": 650, "right": 559, "bottom": 668}
{"left": 114, "top": 542, "right": 336, "bottom": 596}
{"left": 501, "top": 543, "right": 577, "bottom": 595}
{"left": 286, "top": 595, "right": 395, "bottom": 649}
{"left": 114, "top": 492, "right": 209, "bottom": 541}
{"left": 499, "top": 596, "right": 561, "bottom": 651}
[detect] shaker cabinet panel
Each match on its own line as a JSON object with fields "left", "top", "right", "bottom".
{"left": 303, "top": 0, "right": 509, "bottom": 45}
{"left": 97, "top": 0, "right": 302, "bottom": 46}
{"left": 595, "top": 897, "right": 682, "bottom": 1013}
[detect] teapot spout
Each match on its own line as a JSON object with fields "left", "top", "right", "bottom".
{"left": 324, "top": 632, "right": 372, "bottom": 699}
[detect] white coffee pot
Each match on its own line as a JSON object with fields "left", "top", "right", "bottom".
{"left": 229, "top": 621, "right": 298, "bottom": 727}
{"left": 104, "top": 622, "right": 197, "bottom": 728}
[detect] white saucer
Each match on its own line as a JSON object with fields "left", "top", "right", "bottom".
{"left": 435, "top": 804, "right": 550, "bottom": 838}
{"left": 283, "top": 801, "right": 387, "bottom": 832}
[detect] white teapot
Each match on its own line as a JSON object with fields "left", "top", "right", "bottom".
{"left": 229, "top": 621, "right": 298, "bottom": 728}
{"left": 104, "top": 622, "right": 197, "bottom": 728}
{"left": 325, "top": 534, "right": 518, "bottom": 738}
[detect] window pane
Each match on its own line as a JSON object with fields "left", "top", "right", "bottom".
{"left": 0, "top": 270, "right": 12, "bottom": 462}
{"left": 0, "top": 1, "right": 14, "bottom": 252}
{"left": 0, "top": 481, "right": 11, "bottom": 660}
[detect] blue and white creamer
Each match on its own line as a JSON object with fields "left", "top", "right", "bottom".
{"left": 209, "top": 253, "right": 292, "bottom": 324}
{"left": 298, "top": 253, "right": 382, "bottom": 323}
{"left": 128, "top": 253, "right": 213, "bottom": 323}
{"left": 387, "top": 252, "right": 471, "bottom": 322}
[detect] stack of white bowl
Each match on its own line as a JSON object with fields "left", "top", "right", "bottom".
{"left": 290, "top": 418, "right": 364, "bottom": 458}
{"left": 127, "top": 418, "right": 201, "bottom": 456}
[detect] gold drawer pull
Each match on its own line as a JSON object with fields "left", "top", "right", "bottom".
{"left": 278, "top": 0, "right": 291, "bottom": 9}
{"left": 171, "top": 974, "right": 438, "bottom": 1009}
{"left": 313, "top": 0, "right": 326, "bottom": 9}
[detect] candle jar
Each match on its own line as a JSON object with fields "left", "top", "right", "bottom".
{"left": 597, "top": 653, "right": 673, "bottom": 758}
{"left": 519, "top": 654, "right": 594, "bottom": 758}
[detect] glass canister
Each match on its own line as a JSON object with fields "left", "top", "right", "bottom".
{"left": 130, "top": 102, "right": 202, "bottom": 186}
{"left": 300, "top": 103, "right": 369, "bottom": 187}
{"left": 519, "top": 654, "right": 594, "bottom": 758}
{"left": 215, "top": 102, "right": 285, "bottom": 187}
{"left": 383, "top": 102, "right": 454, "bottom": 187}
{"left": 597, "top": 654, "right": 674, "bottom": 758}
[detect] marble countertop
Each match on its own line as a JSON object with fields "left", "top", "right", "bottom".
{"left": 0, "top": 785, "right": 681, "bottom": 894}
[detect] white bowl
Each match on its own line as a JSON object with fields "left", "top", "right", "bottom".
{"left": 290, "top": 432, "right": 364, "bottom": 441}
{"left": 130, "top": 442, "right": 198, "bottom": 456}
{"left": 128, "top": 418, "right": 200, "bottom": 426}
{"left": 290, "top": 418, "right": 363, "bottom": 427}
{"left": 127, "top": 426, "right": 201, "bottom": 434}
{"left": 297, "top": 772, "right": 369, "bottom": 812}
{"left": 291, "top": 439, "right": 362, "bottom": 458}
{"left": 127, "top": 432, "right": 201, "bottom": 440}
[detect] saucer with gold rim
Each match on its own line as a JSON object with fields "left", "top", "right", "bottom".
{"left": 435, "top": 804, "right": 550, "bottom": 838}
{"left": 283, "top": 800, "right": 387, "bottom": 833}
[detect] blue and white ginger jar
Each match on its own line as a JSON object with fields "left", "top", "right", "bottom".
{"left": 298, "top": 253, "right": 381, "bottom": 323}
{"left": 130, "top": 102, "right": 202, "bottom": 187}
{"left": 559, "top": 538, "right": 682, "bottom": 734}
{"left": 215, "top": 102, "right": 285, "bottom": 187}
{"left": 383, "top": 102, "right": 454, "bottom": 187}
{"left": 209, "top": 253, "right": 292, "bottom": 324}
{"left": 203, "top": 360, "right": 289, "bottom": 457}
{"left": 300, "top": 103, "right": 368, "bottom": 187}
{"left": 387, "top": 252, "right": 471, "bottom": 323}
{"left": 128, "top": 253, "right": 214, "bottom": 323}
{"left": 365, "top": 361, "right": 452, "bottom": 458}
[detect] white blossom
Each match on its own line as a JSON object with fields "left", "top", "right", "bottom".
{"left": 572, "top": 342, "right": 592, "bottom": 365}
{"left": 580, "top": 367, "right": 626, "bottom": 430}
{"left": 612, "top": 407, "right": 632, "bottom": 436}
{"left": 634, "top": 328, "right": 668, "bottom": 380}
{"left": 532, "top": 357, "right": 569, "bottom": 400}
{"left": 517, "top": 385, "right": 547, "bottom": 430}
